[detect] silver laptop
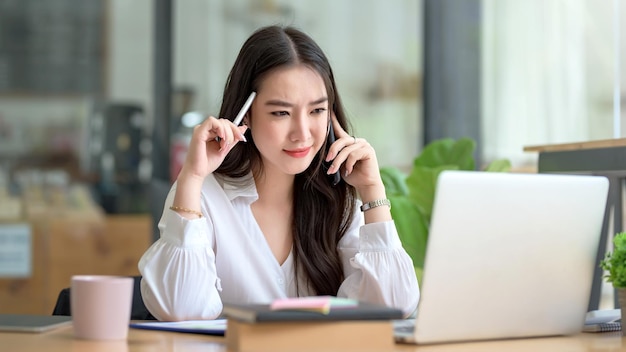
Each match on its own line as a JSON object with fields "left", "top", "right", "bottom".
{"left": 395, "top": 170, "right": 609, "bottom": 344}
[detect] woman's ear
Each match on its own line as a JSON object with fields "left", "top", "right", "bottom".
{"left": 243, "top": 112, "right": 253, "bottom": 127}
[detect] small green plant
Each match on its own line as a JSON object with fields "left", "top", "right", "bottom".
{"left": 601, "top": 232, "right": 626, "bottom": 288}
{"left": 380, "top": 137, "right": 511, "bottom": 282}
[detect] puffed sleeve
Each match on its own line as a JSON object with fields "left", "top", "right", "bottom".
{"left": 337, "top": 208, "right": 420, "bottom": 317}
{"left": 138, "top": 184, "right": 223, "bottom": 321}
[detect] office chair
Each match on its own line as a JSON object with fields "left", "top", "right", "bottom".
{"left": 51, "top": 275, "right": 156, "bottom": 320}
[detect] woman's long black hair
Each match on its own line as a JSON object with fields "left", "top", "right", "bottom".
{"left": 215, "top": 25, "right": 357, "bottom": 296}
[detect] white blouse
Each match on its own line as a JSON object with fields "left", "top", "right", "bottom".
{"left": 138, "top": 173, "right": 420, "bottom": 321}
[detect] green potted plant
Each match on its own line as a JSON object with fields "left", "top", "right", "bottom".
{"left": 380, "top": 137, "right": 511, "bottom": 282}
{"left": 600, "top": 231, "right": 626, "bottom": 333}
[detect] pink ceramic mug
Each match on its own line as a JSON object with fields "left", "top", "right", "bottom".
{"left": 71, "top": 275, "right": 134, "bottom": 340}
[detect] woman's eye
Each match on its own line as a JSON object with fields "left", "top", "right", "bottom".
{"left": 312, "top": 108, "right": 327, "bottom": 115}
{"left": 271, "top": 111, "right": 289, "bottom": 117}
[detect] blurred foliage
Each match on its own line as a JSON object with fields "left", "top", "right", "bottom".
{"left": 601, "top": 232, "right": 626, "bottom": 288}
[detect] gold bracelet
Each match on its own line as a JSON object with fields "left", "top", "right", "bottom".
{"left": 360, "top": 198, "right": 391, "bottom": 212}
{"left": 169, "top": 205, "right": 203, "bottom": 218}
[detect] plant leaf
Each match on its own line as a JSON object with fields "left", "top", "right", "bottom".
{"left": 414, "top": 137, "right": 476, "bottom": 171}
{"left": 448, "top": 138, "right": 477, "bottom": 171}
{"left": 406, "top": 165, "right": 458, "bottom": 220}
{"left": 601, "top": 232, "right": 626, "bottom": 287}
{"left": 484, "top": 159, "right": 512, "bottom": 172}
{"left": 389, "top": 195, "right": 429, "bottom": 269}
{"left": 414, "top": 266, "right": 423, "bottom": 286}
{"left": 413, "top": 138, "right": 454, "bottom": 168}
{"left": 380, "top": 167, "right": 408, "bottom": 196}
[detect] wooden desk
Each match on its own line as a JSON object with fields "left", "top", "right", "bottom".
{"left": 1, "top": 325, "right": 625, "bottom": 352}
{"left": 525, "top": 138, "right": 626, "bottom": 311}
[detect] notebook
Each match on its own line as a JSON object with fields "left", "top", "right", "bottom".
{"left": 0, "top": 314, "right": 72, "bottom": 333}
{"left": 395, "top": 170, "right": 609, "bottom": 344}
{"left": 222, "top": 299, "right": 403, "bottom": 323}
{"left": 583, "top": 309, "right": 621, "bottom": 333}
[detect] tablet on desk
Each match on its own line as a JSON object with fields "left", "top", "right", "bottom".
{"left": 0, "top": 314, "right": 72, "bottom": 333}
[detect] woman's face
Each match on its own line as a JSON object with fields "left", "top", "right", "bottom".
{"left": 248, "top": 64, "right": 329, "bottom": 177}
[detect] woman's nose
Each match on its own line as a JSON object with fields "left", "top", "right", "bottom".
{"left": 290, "top": 112, "right": 312, "bottom": 141}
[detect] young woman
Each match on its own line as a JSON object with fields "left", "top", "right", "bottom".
{"left": 138, "top": 25, "right": 419, "bottom": 321}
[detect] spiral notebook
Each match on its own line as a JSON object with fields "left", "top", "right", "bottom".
{"left": 583, "top": 321, "right": 621, "bottom": 333}
{"left": 583, "top": 309, "right": 621, "bottom": 333}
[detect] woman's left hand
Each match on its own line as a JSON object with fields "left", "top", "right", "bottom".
{"left": 325, "top": 115, "right": 384, "bottom": 192}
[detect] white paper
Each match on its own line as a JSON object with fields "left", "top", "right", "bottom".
{"left": 130, "top": 319, "right": 227, "bottom": 335}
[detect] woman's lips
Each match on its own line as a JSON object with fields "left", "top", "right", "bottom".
{"left": 284, "top": 147, "right": 311, "bottom": 158}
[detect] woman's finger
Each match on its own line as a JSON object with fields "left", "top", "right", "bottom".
{"left": 219, "top": 122, "right": 236, "bottom": 150}
{"left": 326, "top": 137, "right": 363, "bottom": 174}
{"left": 330, "top": 112, "right": 350, "bottom": 139}
{"left": 343, "top": 142, "right": 371, "bottom": 176}
{"left": 207, "top": 118, "right": 246, "bottom": 150}
{"left": 198, "top": 116, "right": 224, "bottom": 141}
{"left": 326, "top": 134, "right": 359, "bottom": 162}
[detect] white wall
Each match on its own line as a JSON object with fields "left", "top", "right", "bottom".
{"left": 583, "top": 0, "right": 626, "bottom": 139}
{"left": 482, "top": 0, "right": 626, "bottom": 167}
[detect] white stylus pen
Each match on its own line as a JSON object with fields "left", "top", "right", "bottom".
{"left": 233, "top": 91, "right": 256, "bottom": 126}
{"left": 216, "top": 91, "right": 256, "bottom": 141}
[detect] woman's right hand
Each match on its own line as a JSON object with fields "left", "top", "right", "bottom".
{"left": 178, "top": 116, "right": 248, "bottom": 182}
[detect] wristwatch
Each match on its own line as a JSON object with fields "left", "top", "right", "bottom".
{"left": 360, "top": 198, "right": 391, "bottom": 212}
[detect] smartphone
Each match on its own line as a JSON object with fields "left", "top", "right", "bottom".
{"left": 324, "top": 123, "right": 341, "bottom": 186}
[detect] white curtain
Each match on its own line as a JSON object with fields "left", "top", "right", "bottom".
{"left": 482, "top": 0, "right": 587, "bottom": 166}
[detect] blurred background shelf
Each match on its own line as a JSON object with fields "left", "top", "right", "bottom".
{"left": 0, "top": 207, "right": 151, "bottom": 315}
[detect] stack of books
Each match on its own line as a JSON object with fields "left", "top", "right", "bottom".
{"left": 222, "top": 296, "right": 403, "bottom": 351}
